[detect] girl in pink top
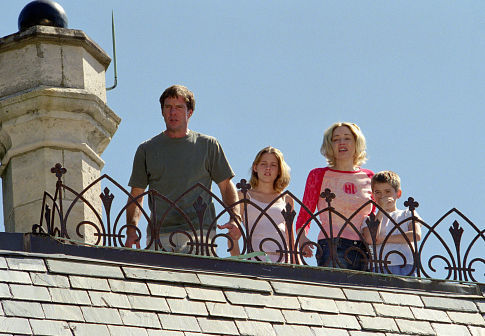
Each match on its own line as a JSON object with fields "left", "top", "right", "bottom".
{"left": 231, "top": 146, "right": 294, "bottom": 263}
{"left": 296, "top": 122, "right": 373, "bottom": 270}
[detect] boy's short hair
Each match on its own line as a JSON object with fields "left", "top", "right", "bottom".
{"left": 159, "top": 85, "right": 195, "bottom": 112}
{"left": 371, "top": 170, "right": 401, "bottom": 191}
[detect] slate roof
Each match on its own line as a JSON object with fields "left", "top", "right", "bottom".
{"left": 0, "top": 233, "right": 484, "bottom": 336}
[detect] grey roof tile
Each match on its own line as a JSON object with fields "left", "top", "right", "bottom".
{"left": 265, "top": 294, "right": 300, "bottom": 309}
{"left": 198, "top": 274, "right": 272, "bottom": 293}
{"left": 31, "top": 273, "right": 69, "bottom": 288}
{"left": 357, "top": 316, "right": 399, "bottom": 333}
{"left": 46, "top": 259, "right": 124, "bottom": 279}
{"left": 235, "top": 320, "right": 277, "bottom": 336}
{"left": 447, "top": 311, "right": 485, "bottom": 326}
{"left": 422, "top": 296, "right": 478, "bottom": 312}
{"left": 225, "top": 290, "right": 266, "bottom": 307}
{"left": 432, "top": 322, "right": 472, "bottom": 336}
{"left": 299, "top": 297, "right": 337, "bottom": 313}
{"left": 343, "top": 288, "right": 383, "bottom": 303}
{"left": 80, "top": 306, "right": 122, "bottom": 325}
{"left": 0, "top": 283, "right": 11, "bottom": 299}
{"left": 320, "top": 313, "right": 361, "bottom": 330}
{"left": 273, "top": 324, "right": 314, "bottom": 336}
{"left": 477, "top": 302, "right": 485, "bottom": 314}
{"left": 0, "top": 257, "right": 7, "bottom": 269}
{"left": 271, "top": 281, "right": 345, "bottom": 299}
{"left": 0, "top": 316, "right": 32, "bottom": 334}
{"left": 186, "top": 286, "right": 226, "bottom": 303}
{"left": 282, "top": 309, "right": 322, "bottom": 326}
{"left": 29, "top": 319, "right": 71, "bottom": 336}
{"left": 197, "top": 317, "right": 239, "bottom": 335}
{"left": 395, "top": 319, "right": 435, "bottom": 335}
{"left": 123, "top": 267, "right": 200, "bottom": 285}
{"left": 312, "top": 327, "right": 350, "bottom": 336}
{"left": 119, "top": 309, "right": 161, "bottom": 328}
{"left": 373, "top": 303, "right": 413, "bottom": 319}
{"left": 107, "top": 325, "right": 149, "bottom": 336}
{"left": 336, "top": 301, "right": 375, "bottom": 316}
{"left": 70, "top": 276, "right": 110, "bottom": 291}
{"left": 88, "top": 290, "right": 131, "bottom": 308}
{"left": 108, "top": 279, "right": 149, "bottom": 295}
{"left": 348, "top": 332, "right": 385, "bottom": 336}
{"left": 380, "top": 292, "right": 424, "bottom": 307}
{"left": 3, "top": 300, "right": 44, "bottom": 318}
{"left": 0, "top": 269, "right": 31, "bottom": 284}
{"left": 42, "top": 303, "right": 84, "bottom": 322}
{"left": 411, "top": 306, "right": 452, "bottom": 322}
{"left": 68, "top": 322, "right": 110, "bottom": 335}
{"left": 468, "top": 326, "right": 485, "bottom": 336}
{"left": 49, "top": 287, "right": 91, "bottom": 305}
{"left": 206, "top": 302, "right": 247, "bottom": 319}
{"left": 10, "top": 284, "right": 51, "bottom": 302}
{"left": 6, "top": 257, "right": 46, "bottom": 272}
{"left": 128, "top": 295, "right": 170, "bottom": 312}
{"left": 147, "top": 283, "right": 186, "bottom": 298}
{"left": 158, "top": 313, "right": 201, "bottom": 332}
{"left": 147, "top": 330, "right": 184, "bottom": 336}
{"left": 167, "top": 298, "right": 208, "bottom": 316}
{"left": 245, "top": 306, "right": 285, "bottom": 323}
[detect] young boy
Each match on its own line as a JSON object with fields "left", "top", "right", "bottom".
{"left": 362, "top": 171, "right": 421, "bottom": 276}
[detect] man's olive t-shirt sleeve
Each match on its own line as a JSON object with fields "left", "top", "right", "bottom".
{"left": 128, "top": 144, "right": 149, "bottom": 189}
{"left": 209, "top": 138, "right": 234, "bottom": 184}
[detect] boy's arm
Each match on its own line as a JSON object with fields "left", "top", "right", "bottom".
{"left": 383, "top": 219, "right": 421, "bottom": 244}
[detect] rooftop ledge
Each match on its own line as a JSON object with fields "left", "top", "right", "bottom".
{"left": 0, "top": 232, "right": 482, "bottom": 297}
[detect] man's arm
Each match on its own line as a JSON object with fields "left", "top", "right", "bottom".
{"left": 125, "top": 187, "right": 145, "bottom": 248}
{"left": 216, "top": 178, "right": 241, "bottom": 241}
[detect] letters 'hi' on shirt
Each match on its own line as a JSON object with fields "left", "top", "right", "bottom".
{"left": 295, "top": 167, "right": 374, "bottom": 241}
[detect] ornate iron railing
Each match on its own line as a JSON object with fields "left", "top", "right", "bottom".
{"left": 33, "top": 163, "right": 484, "bottom": 282}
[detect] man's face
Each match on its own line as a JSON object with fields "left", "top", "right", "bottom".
{"left": 162, "top": 95, "right": 192, "bottom": 135}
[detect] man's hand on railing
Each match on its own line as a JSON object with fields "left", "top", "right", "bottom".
{"left": 125, "top": 225, "right": 141, "bottom": 249}
{"left": 299, "top": 234, "right": 314, "bottom": 258}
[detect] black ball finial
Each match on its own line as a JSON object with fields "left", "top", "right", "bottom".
{"left": 18, "top": 0, "right": 68, "bottom": 31}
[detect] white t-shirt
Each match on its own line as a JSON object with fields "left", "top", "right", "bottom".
{"left": 362, "top": 209, "right": 421, "bottom": 266}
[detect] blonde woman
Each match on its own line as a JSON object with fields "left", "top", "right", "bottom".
{"left": 296, "top": 122, "right": 374, "bottom": 270}
{"left": 230, "top": 146, "right": 294, "bottom": 262}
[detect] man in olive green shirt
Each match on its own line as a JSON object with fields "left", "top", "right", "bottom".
{"left": 125, "top": 85, "right": 240, "bottom": 253}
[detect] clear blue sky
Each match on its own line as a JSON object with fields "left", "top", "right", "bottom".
{"left": 1, "top": 1, "right": 484, "bottom": 272}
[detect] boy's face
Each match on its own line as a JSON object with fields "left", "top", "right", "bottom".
{"left": 372, "top": 182, "right": 401, "bottom": 212}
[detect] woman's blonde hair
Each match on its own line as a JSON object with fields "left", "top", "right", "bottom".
{"left": 249, "top": 146, "right": 291, "bottom": 193}
{"left": 320, "top": 122, "right": 368, "bottom": 168}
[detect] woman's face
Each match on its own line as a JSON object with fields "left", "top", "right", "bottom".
{"left": 331, "top": 126, "right": 356, "bottom": 164}
{"left": 254, "top": 153, "right": 279, "bottom": 184}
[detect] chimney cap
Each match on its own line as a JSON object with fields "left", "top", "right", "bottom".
{"left": 18, "top": 0, "right": 68, "bottom": 31}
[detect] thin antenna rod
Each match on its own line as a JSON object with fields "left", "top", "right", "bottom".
{"left": 107, "top": 10, "right": 118, "bottom": 91}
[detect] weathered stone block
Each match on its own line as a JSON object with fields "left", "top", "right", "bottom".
{"left": 186, "top": 286, "right": 226, "bottom": 302}
{"left": 147, "top": 283, "right": 186, "bottom": 298}
{"left": 198, "top": 274, "right": 272, "bottom": 293}
{"left": 206, "top": 302, "right": 247, "bottom": 319}
{"left": 167, "top": 298, "right": 208, "bottom": 316}
{"left": 30, "top": 319, "right": 71, "bottom": 336}
{"left": 158, "top": 313, "right": 200, "bottom": 332}
{"left": 197, "top": 317, "right": 239, "bottom": 335}
{"left": 235, "top": 320, "right": 277, "bottom": 336}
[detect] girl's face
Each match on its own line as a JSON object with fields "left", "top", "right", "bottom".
{"left": 253, "top": 153, "right": 279, "bottom": 184}
{"left": 331, "top": 126, "right": 356, "bottom": 164}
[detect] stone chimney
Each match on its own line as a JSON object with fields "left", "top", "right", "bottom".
{"left": 0, "top": 1, "right": 121, "bottom": 241}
